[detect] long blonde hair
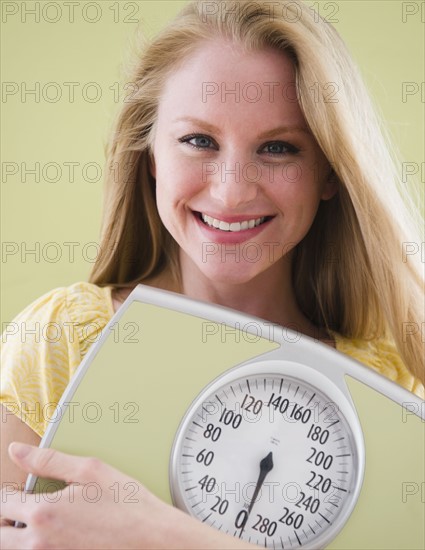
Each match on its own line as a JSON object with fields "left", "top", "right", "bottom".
{"left": 89, "top": 0, "right": 424, "bottom": 383}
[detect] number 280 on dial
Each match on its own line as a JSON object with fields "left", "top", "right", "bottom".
{"left": 170, "top": 361, "right": 364, "bottom": 549}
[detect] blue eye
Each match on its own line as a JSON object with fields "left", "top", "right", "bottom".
{"left": 260, "top": 141, "right": 300, "bottom": 156}
{"left": 179, "top": 134, "right": 216, "bottom": 150}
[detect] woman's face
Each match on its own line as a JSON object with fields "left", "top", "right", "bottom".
{"left": 151, "top": 40, "right": 335, "bottom": 284}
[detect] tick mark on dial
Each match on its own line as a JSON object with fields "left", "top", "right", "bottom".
{"left": 306, "top": 392, "right": 316, "bottom": 406}
{"left": 318, "top": 513, "right": 331, "bottom": 524}
{"left": 327, "top": 419, "right": 340, "bottom": 428}
{"left": 215, "top": 394, "right": 223, "bottom": 406}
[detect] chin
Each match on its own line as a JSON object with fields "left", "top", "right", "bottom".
{"left": 197, "top": 261, "right": 267, "bottom": 286}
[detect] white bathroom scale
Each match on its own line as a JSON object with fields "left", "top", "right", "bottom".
{"left": 25, "top": 285, "right": 424, "bottom": 549}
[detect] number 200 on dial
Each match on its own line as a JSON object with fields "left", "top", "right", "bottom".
{"left": 170, "top": 362, "right": 364, "bottom": 549}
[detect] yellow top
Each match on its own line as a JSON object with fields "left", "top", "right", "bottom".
{"left": 1, "top": 281, "right": 423, "bottom": 437}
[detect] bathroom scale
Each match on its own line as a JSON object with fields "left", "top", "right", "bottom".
{"left": 25, "top": 285, "right": 424, "bottom": 549}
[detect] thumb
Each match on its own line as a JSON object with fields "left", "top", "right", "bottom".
{"left": 8, "top": 442, "right": 100, "bottom": 484}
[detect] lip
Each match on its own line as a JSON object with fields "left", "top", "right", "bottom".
{"left": 195, "top": 211, "right": 274, "bottom": 224}
{"left": 192, "top": 210, "right": 274, "bottom": 244}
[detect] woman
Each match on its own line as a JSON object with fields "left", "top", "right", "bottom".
{"left": 1, "top": 0, "right": 423, "bottom": 548}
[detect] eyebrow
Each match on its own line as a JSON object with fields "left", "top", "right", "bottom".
{"left": 258, "top": 126, "right": 309, "bottom": 138}
{"left": 173, "top": 117, "right": 221, "bottom": 135}
{"left": 173, "top": 117, "right": 309, "bottom": 138}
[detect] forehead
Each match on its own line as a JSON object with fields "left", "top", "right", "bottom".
{"left": 156, "top": 39, "right": 306, "bottom": 129}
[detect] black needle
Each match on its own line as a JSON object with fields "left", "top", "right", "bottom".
{"left": 239, "top": 451, "right": 274, "bottom": 537}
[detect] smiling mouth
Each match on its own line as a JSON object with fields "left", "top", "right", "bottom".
{"left": 195, "top": 212, "right": 273, "bottom": 232}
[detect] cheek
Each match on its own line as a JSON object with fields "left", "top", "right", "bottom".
{"left": 270, "top": 169, "right": 324, "bottom": 241}
{"left": 156, "top": 152, "right": 204, "bottom": 197}
{"left": 272, "top": 171, "right": 322, "bottom": 214}
{"left": 154, "top": 154, "right": 205, "bottom": 227}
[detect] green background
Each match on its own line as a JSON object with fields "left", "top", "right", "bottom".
{"left": 1, "top": 0, "right": 424, "bottom": 323}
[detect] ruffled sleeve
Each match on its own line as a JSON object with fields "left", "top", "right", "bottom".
{"left": 0, "top": 282, "right": 114, "bottom": 436}
{"left": 334, "top": 334, "right": 424, "bottom": 399}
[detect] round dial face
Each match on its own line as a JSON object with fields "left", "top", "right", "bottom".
{"left": 170, "top": 362, "right": 364, "bottom": 549}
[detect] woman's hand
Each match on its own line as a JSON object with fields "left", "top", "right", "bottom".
{"left": 0, "top": 443, "right": 256, "bottom": 550}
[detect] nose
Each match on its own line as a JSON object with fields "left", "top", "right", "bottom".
{"left": 206, "top": 157, "right": 259, "bottom": 208}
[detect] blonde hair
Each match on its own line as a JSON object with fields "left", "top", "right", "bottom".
{"left": 89, "top": 0, "right": 424, "bottom": 383}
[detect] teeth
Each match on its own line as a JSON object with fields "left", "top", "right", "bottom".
{"left": 201, "top": 213, "right": 266, "bottom": 232}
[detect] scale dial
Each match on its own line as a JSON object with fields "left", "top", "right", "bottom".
{"left": 170, "top": 361, "right": 364, "bottom": 549}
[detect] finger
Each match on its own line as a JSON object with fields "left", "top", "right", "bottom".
{"left": 8, "top": 443, "right": 108, "bottom": 484}
{"left": 0, "top": 517, "right": 16, "bottom": 527}
{"left": 0, "top": 489, "right": 31, "bottom": 524}
{"left": 0, "top": 526, "right": 30, "bottom": 550}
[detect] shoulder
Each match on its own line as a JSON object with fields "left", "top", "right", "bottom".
{"left": 6, "top": 281, "right": 114, "bottom": 319}
{"left": 333, "top": 333, "right": 424, "bottom": 399}
{"left": 0, "top": 282, "right": 115, "bottom": 436}
{"left": 4, "top": 282, "right": 115, "bottom": 355}
{"left": 61, "top": 282, "right": 115, "bottom": 353}
{"left": 8, "top": 280, "right": 114, "bottom": 329}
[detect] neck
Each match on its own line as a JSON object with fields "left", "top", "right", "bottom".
{"left": 178, "top": 250, "right": 326, "bottom": 341}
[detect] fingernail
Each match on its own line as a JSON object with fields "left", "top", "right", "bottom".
{"left": 10, "top": 442, "right": 32, "bottom": 460}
